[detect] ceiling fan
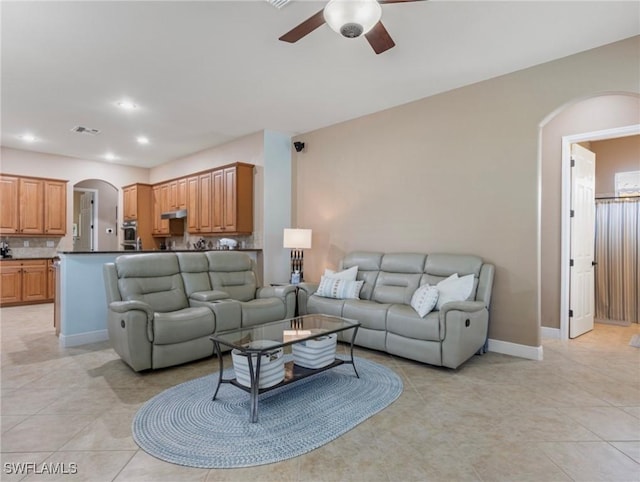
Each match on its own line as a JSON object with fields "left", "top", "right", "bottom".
{"left": 279, "top": 0, "right": 426, "bottom": 55}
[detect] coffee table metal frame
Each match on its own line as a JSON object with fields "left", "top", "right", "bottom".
{"left": 210, "top": 314, "right": 360, "bottom": 422}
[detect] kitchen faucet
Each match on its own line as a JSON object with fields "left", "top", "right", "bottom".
{"left": 136, "top": 237, "right": 142, "bottom": 251}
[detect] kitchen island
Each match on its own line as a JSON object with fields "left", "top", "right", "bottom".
{"left": 56, "top": 249, "right": 262, "bottom": 347}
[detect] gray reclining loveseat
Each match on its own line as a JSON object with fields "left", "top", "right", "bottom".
{"left": 298, "top": 252, "right": 494, "bottom": 369}
{"left": 103, "top": 251, "right": 295, "bottom": 371}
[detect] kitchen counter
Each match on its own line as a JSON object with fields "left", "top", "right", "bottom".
{"left": 1, "top": 256, "right": 59, "bottom": 261}
{"left": 58, "top": 248, "right": 261, "bottom": 254}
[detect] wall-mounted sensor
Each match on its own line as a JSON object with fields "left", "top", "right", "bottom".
{"left": 294, "top": 141, "right": 305, "bottom": 152}
{"left": 106, "top": 228, "right": 114, "bottom": 234}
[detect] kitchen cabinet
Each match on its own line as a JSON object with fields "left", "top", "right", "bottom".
{"left": 152, "top": 184, "right": 170, "bottom": 235}
{"left": 187, "top": 173, "right": 213, "bottom": 234}
{"left": 211, "top": 163, "right": 253, "bottom": 234}
{"left": 121, "top": 183, "right": 154, "bottom": 249}
{"left": 44, "top": 180, "right": 67, "bottom": 235}
{"left": 0, "top": 259, "right": 49, "bottom": 306}
{"left": 0, "top": 174, "right": 67, "bottom": 236}
{"left": 47, "top": 259, "right": 56, "bottom": 301}
{"left": 167, "top": 178, "right": 187, "bottom": 211}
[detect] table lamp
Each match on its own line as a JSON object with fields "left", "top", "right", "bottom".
{"left": 283, "top": 228, "right": 312, "bottom": 283}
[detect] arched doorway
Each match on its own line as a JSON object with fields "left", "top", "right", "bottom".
{"left": 73, "top": 179, "right": 119, "bottom": 251}
{"left": 539, "top": 93, "right": 640, "bottom": 340}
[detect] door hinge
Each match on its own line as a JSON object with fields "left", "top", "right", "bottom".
{"left": 570, "top": 259, "right": 574, "bottom": 267}
{"left": 570, "top": 209, "right": 575, "bottom": 217}
{"left": 569, "top": 309, "right": 573, "bottom": 317}
{"left": 570, "top": 158, "right": 575, "bottom": 167}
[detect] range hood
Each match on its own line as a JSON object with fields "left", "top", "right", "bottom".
{"left": 161, "top": 209, "right": 187, "bottom": 220}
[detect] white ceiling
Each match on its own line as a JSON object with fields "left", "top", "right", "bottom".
{"left": 2, "top": 1, "right": 638, "bottom": 168}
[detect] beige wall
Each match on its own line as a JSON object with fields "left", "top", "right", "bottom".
{"left": 293, "top": 36, "right": 640, "bottom": 349}
{"left": 540, "top": 95, "right": 640, "bottom": 331}
{"left": 592, "top": 135, "right": 640, "bottom": 196}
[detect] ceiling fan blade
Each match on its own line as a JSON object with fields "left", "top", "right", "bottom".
{"left": 279, "top": 9, "right": 326, "bottom": 43}
{"left": 365, "top": 21, "right": 395, "bottom": 55}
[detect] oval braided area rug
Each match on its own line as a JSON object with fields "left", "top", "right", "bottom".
{"left": 132, "top": 356, "right": 402, "bottom": 468}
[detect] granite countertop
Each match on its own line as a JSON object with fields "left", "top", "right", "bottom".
{"left": 0, "top": 256, "right": 59, "bottom": 261}
{"left": 58, "top": 248, "right": 262, "bottom": 254}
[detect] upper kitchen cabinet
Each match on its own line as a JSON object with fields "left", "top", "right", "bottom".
{"left": 187, "top": 172, "right": 213, "bottom": 234}
{"left": 152, "top": 183, "right": 170, "bottom": 235}
{"left": 212, "top": 163, "right": 254, "bottom": 235}
{"left": 0, "top": 174, "right": 67, "bottom": 236}
{"left": 122, "top": 183, "right": 152, "bottom": 221}
{"left": 168, "top": 178, "right": 187, "bottom": 212}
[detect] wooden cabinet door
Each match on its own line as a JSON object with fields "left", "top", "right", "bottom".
{"left": 21, "top": 261, "right": 47, "bottom": 302}
{"left": 177, "top": 178, "right": 187, "bottom": 210}
{"left": 44, "top": 180, "right": 67, "bottom": 235}
{"left": 186, "top": 176, "right": 200, "bottom": 233}
{"left": 198, "top": 173, "right": 212, "bottom": 233}
{"left": 19, "top": 178, "right": 44, "bottom": 234}
{"left": 0, "top": 176, "right": 19, "bottom": 234}
{"left": 212, "top": 169, "right": 224, "bottom": 232}
{"left": 0, "top": 263, "right": 22, "bottom": 304}
{"left": 168, "top": 181, "right": 178, "bottom": 211}
{"left": 152, "top": 185, "right": 163, "bottom": 234}
{"left": 123, "top": 186, "right": 137, "bottom": 220}
{"left": 223, "top": 167, "right": 237, "bottom": 232}
{"left": 47, "top": 260, "right": 55, "bottom": 301}
{"left": 160, "top": 183, "right": 170, "bottom": 234}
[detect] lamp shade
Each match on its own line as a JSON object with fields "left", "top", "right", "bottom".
{"left": 283, "top": 228, "right": 312, "bottom": 249}
{"left": 324, "top": 0, "right": 382, "bottom": 38}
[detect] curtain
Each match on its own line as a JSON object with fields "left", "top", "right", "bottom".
{"left": 595, "top": 197, "right": 640, "bottom": 323}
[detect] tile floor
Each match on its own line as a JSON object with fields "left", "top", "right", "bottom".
{"left": 1, "top": 304, "right": 639, "bottom": 481}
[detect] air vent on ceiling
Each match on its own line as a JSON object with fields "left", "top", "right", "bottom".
{"left": 265, "top": 0, "right": 291, "bottom": 9}
{"left": 71, "top": 126, "right": 100, "bottom": 135}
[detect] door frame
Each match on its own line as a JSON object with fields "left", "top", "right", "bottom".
{"left": 560, "top": 124, "right": 640, "bottom": 340}
{"left": 73, "top": 188, "right": 98, "bottom": 251}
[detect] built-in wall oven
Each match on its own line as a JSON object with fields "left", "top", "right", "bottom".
{"left": 121, "top": 221, "right": 137, "bottom": 250}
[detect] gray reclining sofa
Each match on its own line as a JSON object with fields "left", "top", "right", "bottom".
{"left": 298, "top": 252, "right": 494, "bottom": 369}
{"left": 103, "top": 251, "right": 295, "bottom": 371}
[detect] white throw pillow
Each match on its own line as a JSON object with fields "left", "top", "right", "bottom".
{"left": 410, "top": 284, "right": 439, "bottom": 318}
{"left": 316, "top": 276, "right": 364, "bottom": 300}
{"left": 435, "top": 273, "right": 474, "bottom": 310}
{"left": 323, "top": 265, "right": 358, "bottom": 281}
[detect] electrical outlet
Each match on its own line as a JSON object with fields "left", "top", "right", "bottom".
{"left": 23, "top": 240, "right": 29, "bottom": 247}
{"left": 46, "top": 241, "right": 55, "bottom": 248}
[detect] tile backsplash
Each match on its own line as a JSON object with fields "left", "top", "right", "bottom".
{"left": 1, "top": 237, "right": 62, "bottom": 258}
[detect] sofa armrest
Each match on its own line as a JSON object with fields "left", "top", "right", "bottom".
{"left": 439, "top": 300, "right": 486, "bottom": 317}
{"left": 297, "top": 282, "right": 319, "bottom": 296}
{"left": 190, "top": 290, "right": 230, "bottom": 302}
{"left": 108, "top": 300, "right": 154, "bottom": 319}
{"left": 256, "top": 285, "right": 296, "bottom": 299}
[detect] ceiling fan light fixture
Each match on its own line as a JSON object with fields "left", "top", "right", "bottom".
{"left": 324, "top": 0, "right": 382, "bottom": 38}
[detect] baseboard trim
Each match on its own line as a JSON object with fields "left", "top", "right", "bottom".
{"left": 59, "top": 329, "right": 109, "bottom": 348}
{"left": 541, "top": 326, "right": 560, "bottom": 339}
{"left": 487, "top": 338, "right": 543, "bottom": 361}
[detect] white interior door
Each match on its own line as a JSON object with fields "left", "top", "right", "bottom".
{"left": 569, "top": 144, "right": 596, "bottom": 338}
{"left": 76, "top": 191, "right": 94, "bottom": 251}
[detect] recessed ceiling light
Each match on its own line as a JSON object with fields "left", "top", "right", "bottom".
{"left": 136, "top": 136, "right": 150, "bottom": 145}
{"left": 104, "top": 153, "right": 118, "bottom": 161}
{"left": 19, "top": 133, "right": 37, "bottom": 142}
{"left": 117, "top": 100, "right": 138, "bottom": 110}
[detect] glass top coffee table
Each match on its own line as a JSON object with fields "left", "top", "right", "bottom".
{"left": 210, "top": 314, "right": 361, "bottom": 422}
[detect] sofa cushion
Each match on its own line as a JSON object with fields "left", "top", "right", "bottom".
{"left": 410, "top": 284, "right": 439, "bottom": 317}
{"left": 240, "top": 298, "right": 286, "bottom": 327}
{"left": 307, "top": 295, "right": 346, "bottom": 317}
{"left": 118, "top": 275, "right": 189, "bottom": 313}
{"left": 387, "top": 304, "right": 441, "bottom": 342}
{"left": 324, "top": 265, "right": 358, "bottom": 280}
{"left": 372, "top": 271, "right": 422, "bottom": 305}
{"left": 153, "top": 307, "right": 215, "bottom": 345}
{"left": 176, "top": 252, "right": 211, "bottom": 297}
{"left": 380, "top": 253, "right": 427, "bottom": 273}
{"left": 317, "top": 277, "right": 364, "bottom": 300}
{"left": 435, "top": 274, "right": 474, "bottom": 310}
{"left": 341, "top": 252, "right": 382, "bottom": 300}
{"left": 343, "top": 300, "right": 390, "bottom": 331}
